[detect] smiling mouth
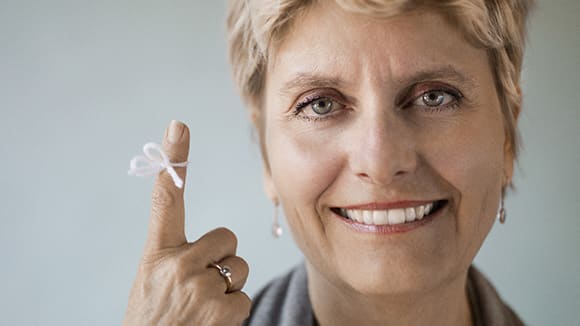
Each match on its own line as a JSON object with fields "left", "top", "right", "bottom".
{"left": 331, "top": 200, "right": 447, "bottom": 226}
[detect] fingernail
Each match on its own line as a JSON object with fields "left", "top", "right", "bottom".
{"left": 167, "top": 120, "right": 183, "bottom": 144}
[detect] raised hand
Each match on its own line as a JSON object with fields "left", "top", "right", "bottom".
{"left": 124, "top": 120, "right": 251, "bottom": 326}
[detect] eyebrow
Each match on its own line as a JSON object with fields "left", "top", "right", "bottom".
{"left": 278, "top": 65, "right": 477, "bottom": 97}
{"left": 279, "top": 72, "right": 348, "bottom": 97}
{"left": 396, "top": 65, "right": 477, "bottom": 89}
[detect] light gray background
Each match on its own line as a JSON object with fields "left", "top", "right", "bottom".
{"left": 0, "top": 0, "right": 578, "bottom": 325}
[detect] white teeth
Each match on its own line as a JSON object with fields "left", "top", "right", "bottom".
{"left": 349, "top": 209, "right": 364, "bottom": 223}
{"left": 339, "top": 201, "right": 441, "bottom": 225}
{"left": 388, "top": 208, "right": 406, "bottom": 224}
{"left": 415, "top": 205, "right": 425, "bottom": 220}
{"left": 424, "top": 203, "right": 434, "bottom": 216}
{"left": 405, "top": 207, "right": 416, "bottom": 222}
{"left": 363, "top": 210, "right": 374, "bottom": 224}
{"left": 372, "top": 210, "right": 388, "bottom": 225}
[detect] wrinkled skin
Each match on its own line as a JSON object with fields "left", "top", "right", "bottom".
{"left": 259, "top": 2, "right": 516, "bottom": 326}
{"left": 124, "top": 121, "right": 251, "bottom": 326}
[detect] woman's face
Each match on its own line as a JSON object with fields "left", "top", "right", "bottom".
{"left": 261, "top": 1, "right": 514, "bottom": 295}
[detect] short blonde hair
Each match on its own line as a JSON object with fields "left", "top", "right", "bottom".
{"left": 226, "top": 0, "right": 534, "bottom": 160}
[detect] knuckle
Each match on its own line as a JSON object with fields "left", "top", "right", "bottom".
{"left": 237, "top": 257, "right": 249, "bottom": 275}
{"left": 184, "top": 244, "right": 206, "bottom": 264}
{"left": 184, "top": 286, "right": 222, "bottom": 321}
{"left": 239, "top": 292, "right": 252, "bottom": 314}
{"left": 215, "top": 227, "right": 238, "bottom": 248}
{"left": 204, "top": 296, "right": 228, "bottom": 322}
{"left": 230, "top": 292, "right": 252, "bottom": 321}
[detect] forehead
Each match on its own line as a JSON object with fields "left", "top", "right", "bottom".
{"left": 267, "top": 1, "right": 487, "bottom": 91}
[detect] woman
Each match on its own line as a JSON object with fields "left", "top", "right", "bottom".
{"left": 124, "top": 0, "right": 534, "bottom": 325}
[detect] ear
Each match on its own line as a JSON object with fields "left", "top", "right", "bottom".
{"left": 249, "top": 108, "right": 260, "bottom": 130}
{"left": 503, "top": 144, "right": 515, "bottom": 188}
{"left": 263, "top": 167, "right": 278, "bottom": 204}
{"left": 503, "top": 85, "right": 522, "bottom": 188}
{"left": 248, "top": 106, "right": 279, "bottom": 203}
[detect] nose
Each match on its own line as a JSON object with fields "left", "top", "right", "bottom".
{"left": 349, "top": 110, "right": 419, "bottom": 185}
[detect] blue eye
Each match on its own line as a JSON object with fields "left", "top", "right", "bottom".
{"left": 411, "top": 90, "right": 460, "bottom": 110}
{"left": 294, "top": 95, "right": 346, "bottom": 121}
{"left": 416, "top": 91, "right": 455, "bottom": 107}
{"left": 310, "top": 98, "right": 334, "bottom": 115}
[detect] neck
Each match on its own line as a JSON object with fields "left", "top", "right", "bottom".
{"left": 306, "top": 263, "right": 473, "bottom": 326}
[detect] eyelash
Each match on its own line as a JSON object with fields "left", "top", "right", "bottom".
{"left": 291, "top": 94, "right": 345, "bottom": 122}
{"left": 291, "top": 87, "right": 464, "bottom": 122}
{"left": 406, "top": 88, "right": 464, "bottom": 113}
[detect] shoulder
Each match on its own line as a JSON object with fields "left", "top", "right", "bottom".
{"left": 243, "top": 263, "right": 314, "bottom": 326}
{"left": 243, "top": 263, "right": 524, "bottom": 325}
{"left": 468, "top": 265, "right": 526, "bottom": 326}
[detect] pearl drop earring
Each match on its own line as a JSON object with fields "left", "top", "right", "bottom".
{"left": 272, "top": 202, "right": 283, "bottom": 238}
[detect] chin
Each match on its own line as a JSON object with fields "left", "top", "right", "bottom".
{"left": 317, "top": 210, "right": 454, "bottom": 294}
{"left": 337, "top": 253, "right": 458, "bottom": 298}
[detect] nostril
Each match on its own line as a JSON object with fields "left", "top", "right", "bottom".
{"left": 357, "top": 173, "right": 371, "bottom": 180}
{"left": 356, "top": 169, "right": 409, "bottom": 184}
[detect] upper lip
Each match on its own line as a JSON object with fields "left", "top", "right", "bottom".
{"left": 336, "top": 200, "right": 443, "bottom": 210}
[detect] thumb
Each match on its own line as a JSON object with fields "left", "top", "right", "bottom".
{"left": 146, "top": 120, "right": 190, "bottom": 251}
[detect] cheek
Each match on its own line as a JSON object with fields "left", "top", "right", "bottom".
{"left": 267, "top": 126, "right": 344, "bottom": 208}
{"left": 423, "top": 111, "right": 504, "bottom": 230}
{"left": 432, "top": 126, "right": 502, "bottom": 187}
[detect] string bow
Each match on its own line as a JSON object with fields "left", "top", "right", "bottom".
{"left": 128, "top": 142, "right": 188, "bottom": 188}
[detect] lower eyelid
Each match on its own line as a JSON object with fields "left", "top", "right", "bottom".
{"left": 414, "top": 91, "right": 459, "bottom": 106}
{"left": 420, "top": 99, "right": 461, "bottom": 112}
{"left": 296, "top": 97, "right": 342, "bottom": 113}
{"left": 291, "top": 104, "right": 350, "bottom": 122}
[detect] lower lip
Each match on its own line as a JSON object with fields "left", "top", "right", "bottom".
{"left": 333, "top": 202, "right": 446, "bottom": 234}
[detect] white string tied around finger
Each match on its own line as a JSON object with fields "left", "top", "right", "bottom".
{"left": 128, "top": 142, "right": 189, "bottom": 188}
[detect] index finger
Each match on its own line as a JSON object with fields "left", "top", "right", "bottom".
{"left": 146, "top": 120, "right": 190, "bottom": 251}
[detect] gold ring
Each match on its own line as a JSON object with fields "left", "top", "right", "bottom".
{"left": 208, "top": 262, "right": 233, "bottom": 293}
